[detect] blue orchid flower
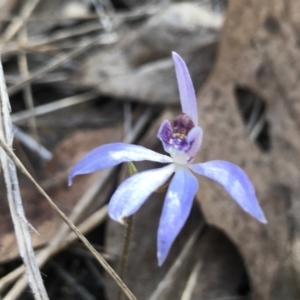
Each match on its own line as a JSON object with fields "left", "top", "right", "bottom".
{"left": 69, "top": 52, "right": 267, "bottom": 266}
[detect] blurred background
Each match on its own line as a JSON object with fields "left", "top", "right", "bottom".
{"left": 0, "top": 0, "right": 299, "bottom": 299}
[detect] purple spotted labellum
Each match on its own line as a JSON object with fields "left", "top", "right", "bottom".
{"left": 69, "top": 52, "right": 267, "bottom": 266}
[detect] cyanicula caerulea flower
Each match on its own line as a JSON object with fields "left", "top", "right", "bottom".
{"left": 69, "top": 52, "right": 267, "bottom": 266}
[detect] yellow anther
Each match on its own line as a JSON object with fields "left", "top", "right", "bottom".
{"left": 173, "top": 133, "right": 186, "bottom": 139}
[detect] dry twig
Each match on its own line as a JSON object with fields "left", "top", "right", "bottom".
{"left": 0, "top": 57, "right": 49, "bottom": 300}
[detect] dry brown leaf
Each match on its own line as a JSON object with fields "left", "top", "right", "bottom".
{"left": 195, "top": 0, "right": 300, "bottom": 299}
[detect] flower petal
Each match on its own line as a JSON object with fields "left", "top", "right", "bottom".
{"left": 109, "top": 164, "right": 176, "bottom": 223}
{"left": 189, "top": 161, "right": 267, "bottom": 223}
{"left": 172, "top": 52, "right": 198, "bottom": 125}
{"left": 157, "top": 167, "right": 198, "bottom": 265}
{"left": 157, "top": 119, "right": 173, "bottom": 152}
{"left": 186, "top": 126, "right": 203, "bottom": 160}
{"left": 69, "top": 143, "right": 173, "bottom": 185}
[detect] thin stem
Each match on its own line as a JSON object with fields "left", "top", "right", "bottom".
{"left": 118, "top": 216, "right": 134, "bottom": 300}
{"left": 117, "top": 162, "right": 137, "bottom": 300}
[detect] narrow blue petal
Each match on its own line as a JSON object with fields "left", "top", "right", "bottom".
{"left": 157, "top": 167, "right": 198, "bottom": 266}
{"left": 109, "top": 164, "right": 175, "bottom": 223}
{"left": 68, "top": 143, "right": 173, "bottom": 185}
{"left": 157, "top": 119, "right": 173, "bottom": 153}
{"left": 172, "top": 52, "right": 198, "bottom": 126}
{"left": 186, "top": 126, "right": 203, "bottom": 160}
{"left": 189, "top": 161, "right": 267, "bottom": 223}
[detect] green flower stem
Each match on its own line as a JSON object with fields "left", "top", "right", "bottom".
{"left": 117, "top": 162, "right": 137, "bottom": 300}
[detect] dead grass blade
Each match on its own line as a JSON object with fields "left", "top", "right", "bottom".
{"left": 7, "top": 33, "right": 117, "bottom": 96}
{"left": 180, "top": 261, "right": 202, "bottom": 300}
{"left": 18, "top": 26, "right": 39, "bottom": 141}
{"left": 14, "top": 127, "right": 52, "bottom": 161}
{"left": 149, "top": 224, "right": 205, "bottom": 300}
{"left": 0, "top": 56, "right": 49, "bottom": 300}
{"left": 11, "top": 91, "right": 99, "bottom": 123}
{"left": 29, "top": 22, "right": 103, "bottom": 48}
{"left": 2, "top": 0, "right": 40, "bottom": 43}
